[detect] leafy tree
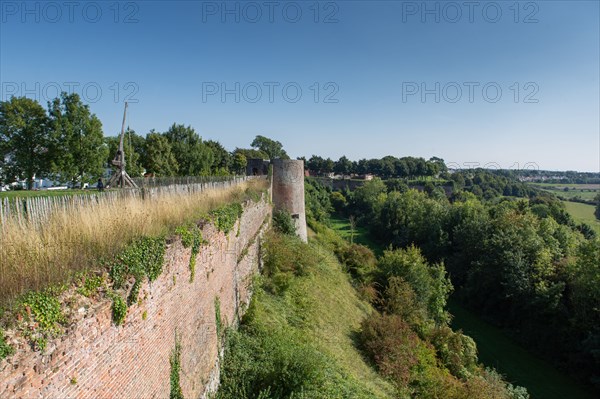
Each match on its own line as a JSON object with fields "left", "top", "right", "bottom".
{"left": 377, "top": 246, "right": 452, "bottom": 327}
{"left": 250, "top": 135, "right": 288, "bottom": 160}
{"left": 164, "top": 124, "right": 213, "bottom": 176}
{"left": 48, "top": 93, "right": 107, "bottom": 186}
{"left": 231, "top": 152, "right": 247, "bottom": 174}
{"left": 205, "top": 139, "right": 231, "bottom": 174}
{"left": 144, "top": 132, "right": 179, "bottom": 176}
{"left": 0, "top": 97, "right": 51, "bottom": 189}
{"left": 234, "top": 147, "right": 268, "bottom": 161}
{"left": 595, "top": 193, "right": 600, "bottom": 221}
{"left": 333, "top": 155, "right": 353, "bottom": 175}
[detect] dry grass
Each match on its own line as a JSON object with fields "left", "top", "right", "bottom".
{"left": 0, "top": 179, "right": 268, "bottom": 307}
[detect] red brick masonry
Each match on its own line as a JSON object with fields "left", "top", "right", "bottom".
{"left": 0, "top": 198, "right": 272, "bottom": 399}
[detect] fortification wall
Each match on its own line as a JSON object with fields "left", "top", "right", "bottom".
{"left": 0, "top": 196, "right": 271, "bottom": 399}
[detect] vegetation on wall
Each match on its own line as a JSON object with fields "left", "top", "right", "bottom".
{"left": 0, "top": 329, "right": 14, "bottom": 359}
{"left": 211, "top": 203, "right": 243, "bottom": 234}
{"left": 176, "top": 224, "right": 204, "bottom": 282}
{"left": 170, "top": 333, "right": 184, "bottom": 399}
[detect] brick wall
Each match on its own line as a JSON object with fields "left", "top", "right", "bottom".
{"left": 0, "top": 197, "right": 272, "bottom": 399}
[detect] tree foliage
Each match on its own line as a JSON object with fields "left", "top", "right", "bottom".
{"left": 251, "top": 135, "right": 288, "bottom": 160}
{"left": 48, "top": 93, "right": 107, "bottom": 185}
{"left": 0, "top": 97, "right": 51, "bottom": 188}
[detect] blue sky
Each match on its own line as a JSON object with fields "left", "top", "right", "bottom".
{"left": 1, "top": 0, "right": 599, "bottom": 171}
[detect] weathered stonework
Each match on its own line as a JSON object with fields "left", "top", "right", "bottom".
{"left": 0, "top": 197, "right": 271, "bottom": 399}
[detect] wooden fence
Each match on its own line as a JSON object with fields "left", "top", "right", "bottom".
{"left": 0, "top": 176, "right": 253, "bottom": 230}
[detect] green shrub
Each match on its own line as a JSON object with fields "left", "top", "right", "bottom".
{"left": 0, "top": 330, "right": 14, "bottom": 359}
{"left": 211, "top": 203, "right": 243, "bottom": 234}
{"left": 76, "top": 274, "right": 104, "bottom": 298}
{"left": 336, "top": 243, "right": 377, "bottom": 283}
{"left": 429, "top": 326, "right": 478, "bottom": 380}
{"left": 217, "top": 328, "right": 328, "bottom": 399}
{"left": 111, "top": 294, "right": 127, "bottom": 326}
{"left": 261, "top": 232, "right": 319, "bottom": 295}
{"left": 273, "top": 209, "right": 297, "bottom": 236}
{"left": 109, "top": 236, "right": 166, "bottom": 289}
{"left": 377, "top": 246, "right": 453, "bottom": 327}
{"left": 20, "top": 289, "right": 66, "bottom": 350}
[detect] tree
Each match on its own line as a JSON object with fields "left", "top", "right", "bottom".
{"left": 164, "top": 124, "right": 213, "bottom": 176}
{"left": 48, "top": 93, "right": 107, "bottom": 186}
{"left": 0, "top": 97, "right": 51, "bottom": 189}
{"left": 595, "top": 193, "right": 600, "bottom": 221}
{"left": 250, "top": 135, "right": 289, "bottom": 160}
{"left": 234, "top": 147, "right": 268, "bottom": 161}
{"left": 333, "top": 155, "right": 353, "bottom": 176}
{"left": 232, "top": 152, "right": 247, "bottom": 174}
{"left": 144, "top": 132, "right": 179, "bottom": 176}
{"left": 377, "top": 246, "right": 452, "bottom": 327}
{"left": 205, "top": 139, "right": 231, "bottom": 174}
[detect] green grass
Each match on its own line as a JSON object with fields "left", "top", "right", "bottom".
{"left": 563, "top": 201, "right": 600, "bottom": 234}
{"left": 217, "top": 233, "right": 395, "bottom": 398}
{"left": 530, "top": 183, "right": 599, "bottom": 201}
{"left": 329, "top": 214, "right": 385, "bottom": 255}
{"left": 0, "top": 189, "right": 93, "bottom": 199}
{"left": 449, "top": 300, "right": 595, "bottom": 399}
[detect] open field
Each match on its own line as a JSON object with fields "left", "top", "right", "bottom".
{"left": 0, "top": 179, "right": 268, "bottom": 307}
{"left": 563, "top": 201, "right": 600, "bottom": 233}
{"left": 530, "top": 183, "right": 599, "bottom": 201}
{"left": 449, "top": 301, "right": 595, "bottom": 399}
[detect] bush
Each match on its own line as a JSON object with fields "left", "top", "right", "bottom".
{"left": 360, "top": 313, "right": 421, "bottom": 387}
{"left": 429, "top": 326, "right": 478, "bottom": 380}
{"left": 211, "top": 203, "right": 243, "bottom": 234}
{"left": 111, "top": 294, "right": 127, "bottom": 326}
{"left": 261, "top": 232, "right": 319, "bottom": 295}
{"left": 336, "top": 243, "right": 377, "bottom": 283}
{"left": 217, "top": 328, "right": 328, "bottom": 399}
{"left": 273, "top": 209, "right": 297, "bottom": 236}
{"left": 377, "top": 246, "right": 453, "bottom": 327}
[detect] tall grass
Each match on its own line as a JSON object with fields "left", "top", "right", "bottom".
{"left": 0, "top": 179, "right": 268, "bottom": 307}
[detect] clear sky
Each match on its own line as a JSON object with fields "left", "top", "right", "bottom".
{"left": 1, "top": 0, "right": 599, "bottom": 172}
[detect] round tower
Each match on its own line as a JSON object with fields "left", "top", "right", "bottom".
{"left": 271, "top": 159, "right": 308, "bottom": 242}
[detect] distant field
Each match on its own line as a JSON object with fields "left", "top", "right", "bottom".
{"left": 0, "top": 189, "right": 92, "bottom": 200}
{"left": 329, "top": 214, "right": 385, "bottom": 255}
{"left": 449, "top": 301, "right": 596, "bottom": 399}
{"left": 563, "top": 201, "right": 600, "bottom": 233}
{"left": 531, "top": 183, "right": 599, "bottom": 201}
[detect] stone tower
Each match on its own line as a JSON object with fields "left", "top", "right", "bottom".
{"left": 271, "top": 159, "right": 308, "bottom": 242}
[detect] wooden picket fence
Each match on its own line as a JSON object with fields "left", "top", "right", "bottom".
{"left": 0, "top": 176, "right": 252, "bottom": 230}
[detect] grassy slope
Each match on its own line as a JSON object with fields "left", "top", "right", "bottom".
{"left": 449, "top": 301, "right": 595, "bottom": 399}
{"left": 221, "top": 236, "right": 395, "bottom": 398}
{"left": 298, "top": 247, "right": 393, "bottom": 397}
{"left": 563, "top": 201, "right": 600, "bottom": 233}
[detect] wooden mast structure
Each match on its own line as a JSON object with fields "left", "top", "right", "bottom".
{"left": 106, "top": 102, "right": 137, "bottom": 188}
